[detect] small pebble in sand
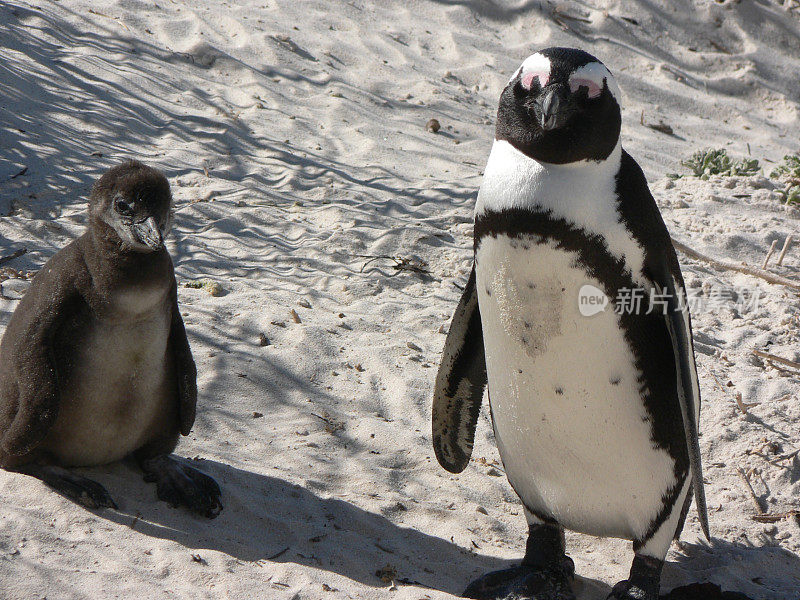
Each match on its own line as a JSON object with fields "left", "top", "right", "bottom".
{"left": 205, "top": 281, "right": 223, "bottom": 296}
{"left": 426, "top": 118, "right": 441, "bottom": 133}
{"left": 259, "top": 333, "right": 270, "bottom": 346}
{"left": 406, "top": 341, "right": 423, "bottom": 351}
{"left": 252, "top": 412, "right": 264, "bottom": 418}
{"left": 298, "top": 298, "right": 312, "bottom": 308}
{"left": 289, "top": 309, "right": 301, "bottom": 323}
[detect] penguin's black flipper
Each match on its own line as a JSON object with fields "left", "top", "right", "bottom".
{"left": 617, "top": 150, "right": 709, "bottom": 540}
{"left": 656, "top": 251, "right": 710, "bottom": 541}
{"left": 432, "top": 266, "right": 487, "bottom": 473}
{"left": 0, "top": 256, "right": 76, "bottom": 459}
{"left": 168, "top": 278, "right": 197, "bottom": 437}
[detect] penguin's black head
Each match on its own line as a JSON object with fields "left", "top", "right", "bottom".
{"left": 90, "top": 160, "right": 172, "bottom": 252}
{"left": 496, "top": 47, "right": 622, "bottom": 164}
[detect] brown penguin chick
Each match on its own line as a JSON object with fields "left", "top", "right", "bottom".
{"left": 0, "top": 160, "right": 222, "bottom": 518}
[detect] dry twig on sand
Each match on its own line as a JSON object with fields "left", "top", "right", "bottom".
{"left": 752, "top": 349, "right": 800, "bottom": 371}
{"left": 670, "top": 237, "right": 800, "bottom": 290}
{"left": 752, "top": 511, "right": 800, "bottom": 523}
{"left": 736, "top": 467, "right": 766, "bottom": 515}
{"left": 737, "top": 467, "right": 800, "bottom": 523}
{"left": 763, "top": 240, "right": 779, "bottom": 269}
{"left": 357, "top": 255, "right": 430, "bottom": 277}
{"left": 734, "top": 392, "right": 758, "bottom": 415}
{"left": 777, "top": 235, "right": 793, "bottom": 267}
{"left": 707, "top": 368, "right": 758, "bottom": 414}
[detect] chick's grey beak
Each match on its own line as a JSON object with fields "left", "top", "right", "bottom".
{"left": 537, "top": 88, "right": 566, "bottom": 131}
{"left": 133, "top": 216, "right": 164, "bottom": 250}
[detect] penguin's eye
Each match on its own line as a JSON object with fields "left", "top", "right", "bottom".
{"left": 569, "top": 77, "right": 603, "bottom": 99}
{"left": 519, "top": 70, "right": 549, "bottom": 91}
{"left": 114, "top": 197, "right": 134, "bottom": 216}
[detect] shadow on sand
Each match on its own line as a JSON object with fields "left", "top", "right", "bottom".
{"left": 75, "top": 457, "right": 614, "bottom": 598}
{"left": 70, "top": 457, "right": 795, "bottom": 599}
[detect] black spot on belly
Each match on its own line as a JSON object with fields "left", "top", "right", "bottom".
{"left": 518, "top": 369, "right": 523, "bottom": 374}
{"left": 555, "top": 387, "right": 564, "bottom": 396}
{"left": 610, "top": 376, "right": 621, "bottom": 386}
{"left": 523, "top": 321, "right": 531, "bottom": 329}
{"left": 527, "top": 283, "right": 535, "bottom": 289}
{"left": 521, "top": 336, "right": 529, "bottom": 345}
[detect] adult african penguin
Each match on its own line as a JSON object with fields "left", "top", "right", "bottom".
{"left": 433, "top": 47, "right": 709, "bottom": 600}
{"left": 0, "top": 160, "right": 222, "bottom": 518}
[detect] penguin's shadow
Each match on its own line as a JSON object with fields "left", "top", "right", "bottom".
{"left": 93, "top": 458, "right": 607, "bottom": 597}
{"left": 98, "top": 458, "right": 497, "bottom": 594}
{"left": 663, "top": 536, "right": 800, "bottom": 599}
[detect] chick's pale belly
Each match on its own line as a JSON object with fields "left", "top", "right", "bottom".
{"left": 475, "top": 235, "right": 676, "bottom": 540}
{"left": 45, "top": 309, "right": 174, "bottom": 466}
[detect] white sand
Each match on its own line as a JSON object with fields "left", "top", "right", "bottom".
{"left": 1, "top": 1, "right": 799, "bottom": 598}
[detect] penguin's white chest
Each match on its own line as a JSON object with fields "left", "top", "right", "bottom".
{"left": 46, "top": 284, "right": 174, "bottom": 466}
{"left": 475, "top": 235, "right": 677, "bottom": 540}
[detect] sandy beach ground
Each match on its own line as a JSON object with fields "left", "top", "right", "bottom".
{"left": 1, "top": 1, "right": 799, "bottom": 598}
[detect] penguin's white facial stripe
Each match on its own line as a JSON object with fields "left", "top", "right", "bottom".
{"left": 512, "top": 53, "right": 551, "bottom": 86}
{"left": 569, "top": 62, "right": 620, "bottom": 102}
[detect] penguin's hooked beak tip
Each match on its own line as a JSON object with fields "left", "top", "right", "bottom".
{"left": 536, "top": 88, "right": 567, "bottom": 131}
{"left": 133, "top": 216, "right": 164, "bottom": 250}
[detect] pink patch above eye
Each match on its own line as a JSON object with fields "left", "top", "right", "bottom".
{"left": 521, "top": 70, "right": 549, "bottom": 90}
{"left": 569, "top": 77, "right": 603, "bottom": 98}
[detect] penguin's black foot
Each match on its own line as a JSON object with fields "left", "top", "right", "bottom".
{"left": 463, "top": 556, "right": 576, "bottom": 600}
{"left": 19, "top": 464, "right": 117, "bottom": 510}
{"left": 607, "top": 580, "right": 656, "bottom": 600}
{"left": 140, "top": 455, "right": 222, "bottom": 518}
{"left": 607, "top": 554, "right": 662, "bottom": 600}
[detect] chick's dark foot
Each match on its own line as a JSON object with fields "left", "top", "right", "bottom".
{"left": 463, "top": 556, "right": 576, "bottom": 600}
{"left": 140, "top": 454, "right": 222, "bottom": 518}
{"left": 19, "top": 464, "right": 117, "bottom": 509}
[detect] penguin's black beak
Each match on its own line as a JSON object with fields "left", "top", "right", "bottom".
{"left": 536, "top": 87, "right": 568, "bottom": 131}
{"left": 133, "top": 216, "right": 164, "bottom": 250}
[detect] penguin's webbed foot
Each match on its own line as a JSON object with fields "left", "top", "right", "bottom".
{"left": 606, "top": 580, "right": 656, "bottom": 600}
{"left": 19, "top": 464, "right": 117, "bottom": 510}
{"left": 463, "top": 556, "right": 576, "bottom": 600}
{"left": 607, "top": 554, "right": 662, "bottom": 600}
{"left": 140, "top": 454, "right": 222, "bottom": 518}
